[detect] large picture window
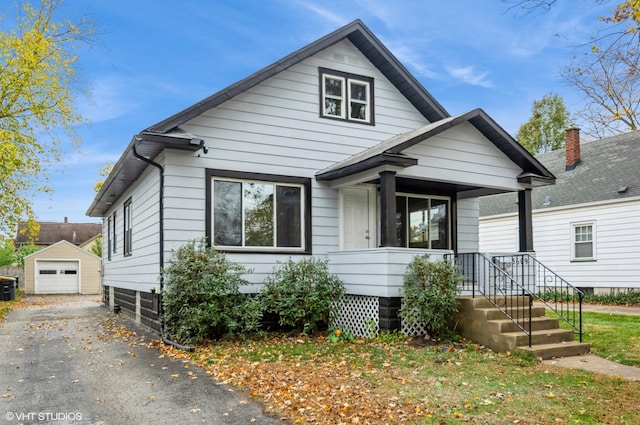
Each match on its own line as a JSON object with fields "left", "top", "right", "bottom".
{"left": 396, "top": 195, "right": 450, "bottom": 249}
{"left": 572, "top": 222, "right": 595, "bottom": 261}
{"left": 207, "top": 170, "right": 311, "bottom": 252}
{"left": 320, "top": 68, "right": 374, "bottom": 124}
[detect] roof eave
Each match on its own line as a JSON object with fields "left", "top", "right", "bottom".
{"left": 316, "top": 153, "right": 417, "bottom": 181}
{"left": 86, "top": 131, "right": 205, "bottom": 217}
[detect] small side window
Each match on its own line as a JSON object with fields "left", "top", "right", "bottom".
{"left": 572, "top": 222, "right": 595, "bottom": 261}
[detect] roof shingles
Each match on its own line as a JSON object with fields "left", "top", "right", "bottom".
{"left": 480, "top": 131, "right": 640, "bottom": 216}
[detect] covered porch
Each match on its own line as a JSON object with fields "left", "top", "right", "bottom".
{"left": 315, "top": 109, "right": 556, "bottom": 336}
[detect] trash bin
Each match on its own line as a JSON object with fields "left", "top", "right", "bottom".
{"left": 0, "top": 276, "right": 16, "bottom": 301}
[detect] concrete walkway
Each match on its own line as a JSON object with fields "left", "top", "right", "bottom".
{"left": 542, "top": 302, "right": 640, "bottom": 381}
{"left": 0, "top": 295, "right": 281, "bottom": 425}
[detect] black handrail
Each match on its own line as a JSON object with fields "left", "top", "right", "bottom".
{"left": 491, "top": 254, "right": 584, "bottom": 342}
{"left": 448, "top": 253, "right": 534, "bottom": 347}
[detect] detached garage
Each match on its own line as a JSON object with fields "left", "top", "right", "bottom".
{"left": 24, "top": 240, "right": 102, "bottom": 295}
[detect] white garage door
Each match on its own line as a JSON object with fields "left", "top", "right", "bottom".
{"left": 36, "top": 261, "right": 79, "bottom": 294}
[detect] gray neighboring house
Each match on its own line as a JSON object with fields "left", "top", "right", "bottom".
{"left": 87, "top": 20, "right": 555, "bottom": 334}
{"left": 480, "top": 127, "right": 640, "bottom": 293}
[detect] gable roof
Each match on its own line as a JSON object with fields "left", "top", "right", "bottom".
{"left": 15, "top": 220, "right": 101, "bottom": 246}
{"left": 480, "top": 130, "right": 640, "bottom": 216}
{"left": 148, "top": 19, "right": 449, "bottom": 134}
{"left": 24, "top": 239, "right": 101, "bottom": 260}
{"left": 317, "top": 108, "right": 555, "bottom": 186}
{"left": 87, "top": 20, "right": 451, "bottom": 218}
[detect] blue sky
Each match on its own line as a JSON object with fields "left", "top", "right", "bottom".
{"left": 24, "top": 0, "right": 611, "bottom": 224}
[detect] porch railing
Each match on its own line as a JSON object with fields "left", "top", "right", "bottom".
{"left": 448, "top": 253, "right": 585, "bottom": 346}
{"left": 491, "top": 254, "right": 584, "bottom": 342}
{"left": 448, "top": 252, "right": 534, "bottom": 347}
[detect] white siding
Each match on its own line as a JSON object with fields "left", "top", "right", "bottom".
{"left": 169, "top": 40, "right": 433, "bottom": 260}
{"left": 402, "top": 122, "right": 524, "bottom": 190}
{"left": 102, "top": 164, "right": 161, "bottom": 292}
{"left": 457, "top": 197, "right": 480, "bottom": 253}
{"left": 479, "top": 199, "right": 640, "bottom": 290}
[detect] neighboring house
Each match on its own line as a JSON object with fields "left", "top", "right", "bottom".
{"left": 23, "top": 240, "right": 102, "bottom": 295}
{"left": 14, "top": 218, "right": 102, "bottom": 294}
{"left": 480, "top": 127, "right": 640, "bottom": 294}
{"left": 14, "top": 218, "right": 102, "bottom": 249}
{"left": 87, "top": 20, "right": 554, "bottom": 334}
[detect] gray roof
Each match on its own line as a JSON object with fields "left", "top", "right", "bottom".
{"left": 87, "top": 20, "right": 450, "bottom": 217}
{"left": 480, "top": 130, "right": 640, "bottom": 216}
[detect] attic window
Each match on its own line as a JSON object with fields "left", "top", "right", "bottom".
{"left": 319, "top": 68, "right": 374, "bottom": 125}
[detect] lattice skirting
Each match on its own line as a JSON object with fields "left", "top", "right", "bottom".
{"left": 399, "top": 302, "right": 428, "bottom": 337}
{"left": 331, "top": 295, "right": 380, "bottom": 338}
{"left": 332, "top": 296, "right": 428, "bottom": 338}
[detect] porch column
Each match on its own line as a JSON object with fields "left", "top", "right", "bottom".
{"left": 379, "top": 171, "right": 397, "bottom": 247}
{"left": 518, "top": 189, "right": 534, "bottom": 252}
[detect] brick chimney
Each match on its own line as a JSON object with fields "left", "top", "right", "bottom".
{"left": 565, "top": 126, "right": 581, "bottom": 171}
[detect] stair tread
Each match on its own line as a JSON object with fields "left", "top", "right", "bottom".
{"left": 489, "top": 316, "right": 555, "bottom": 323}
{"left": 517, "top": 340, "right": 589, "bottom": 349}
{"left": 503, "top": 328, "right": 573, "bottom": 337}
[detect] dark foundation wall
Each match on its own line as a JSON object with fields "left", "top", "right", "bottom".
{"left": 107, "top": 286, "right": 161, "bottom": 332}
{"left": 379, "top": 297, "right": 402, "bottom": 332}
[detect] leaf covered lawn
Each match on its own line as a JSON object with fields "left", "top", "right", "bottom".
{"left": 151, "top": 333, "right": 640, "bottom": 425}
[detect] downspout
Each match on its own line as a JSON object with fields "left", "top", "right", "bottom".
{"left": 133, "top": 138, "right": 193, "bottom": 352}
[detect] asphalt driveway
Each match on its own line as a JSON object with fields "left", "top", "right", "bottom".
{"left": 0, "top": 295, "right": 280, "bottom": 425}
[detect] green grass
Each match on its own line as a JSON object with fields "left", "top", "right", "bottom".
{"left": 579, "top": 311, "right": 640, "bottom": 367}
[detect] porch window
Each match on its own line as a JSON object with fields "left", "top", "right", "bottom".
{"left": 396, "top": 195, "right": 450, "bottom": 249}
{"left": 572, "top": 222, "right": 595, "bottom": 261}
{"left": 207, "top": 170, "right": 311, "bottom": 252}
{"left": 320, "top": 68, "right": 374, "bottom": 124}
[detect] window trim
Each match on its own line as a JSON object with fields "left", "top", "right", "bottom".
{"left": 395, "top": 192, "right": 452, "bottom": 250}
{"left": 123, "top": 198, "right": 132, "bottom": 257}
{"left": 571, "top": 221, "right": 596, "bottom": 262}
{"left": 205, "top": 169, "right": 312, "bottom": 254}
{"left": 319, "top": 67, "right": 374, "bottom": 125}
{"left": 106, "top": 216, "right": 112, "bottom": 261}
{"left": 112, "top": 211, "right": 117, "bottom": 254}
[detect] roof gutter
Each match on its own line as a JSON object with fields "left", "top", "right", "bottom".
{"left": 132, "top": 137, "right": 194, "bottom": 352}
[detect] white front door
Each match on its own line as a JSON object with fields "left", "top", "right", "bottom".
{"left": 343, "top": 187, "right": 373, "bottom": 249}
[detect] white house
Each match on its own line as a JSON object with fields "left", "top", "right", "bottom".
{"left": 480, "top": 127, "right": 640, "bottom": 294}
{"left": 87, "top": 20, "right": 554, "bottom": 334}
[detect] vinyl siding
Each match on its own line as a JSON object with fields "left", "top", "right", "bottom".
{"left": 102, "top": 164, "right": 161, "bottom": 292}
{"left": 457, "top": 198, "right": 480, "bottom": 253}
{"left": 479, "top": 199, "right": 640, "bottom": 289}
{"left": 402, "top": 122, "right": 524, "bottom": 190}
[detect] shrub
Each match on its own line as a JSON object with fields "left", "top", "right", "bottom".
{"left": 162, "top": 239, "right": 259, "bottom": 344}
{"left": 399, "top": 254, "right": 463, "bottom": 339}
{"left": 260, "top": 257, "right": 345, "bottom": 334}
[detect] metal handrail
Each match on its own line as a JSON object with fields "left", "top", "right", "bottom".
{"left": 491, "top": 254, "right": 584, "bottom": 342}
{"left": 448, "top": 253, "right": 534, "bottom": 347}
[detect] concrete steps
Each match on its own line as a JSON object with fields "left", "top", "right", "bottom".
{"left": 454, "top": 296, "right": 590, "bottom": 360}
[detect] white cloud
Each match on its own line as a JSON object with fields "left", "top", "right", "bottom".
{"left": 446, "top": 66, "right": 493, "bottom": 88}
{"left": 297, "top": 2, "right": 348, "bottom": 27}
{"left": 77, "top": 75, "right": 139, "bottom": 123}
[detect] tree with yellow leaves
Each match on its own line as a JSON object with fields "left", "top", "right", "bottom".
{"left": 0, "top": 0, "right": 92, "bottom": 240}
{"left": 505, "top": 1, "right": 640, "bottom": 137}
